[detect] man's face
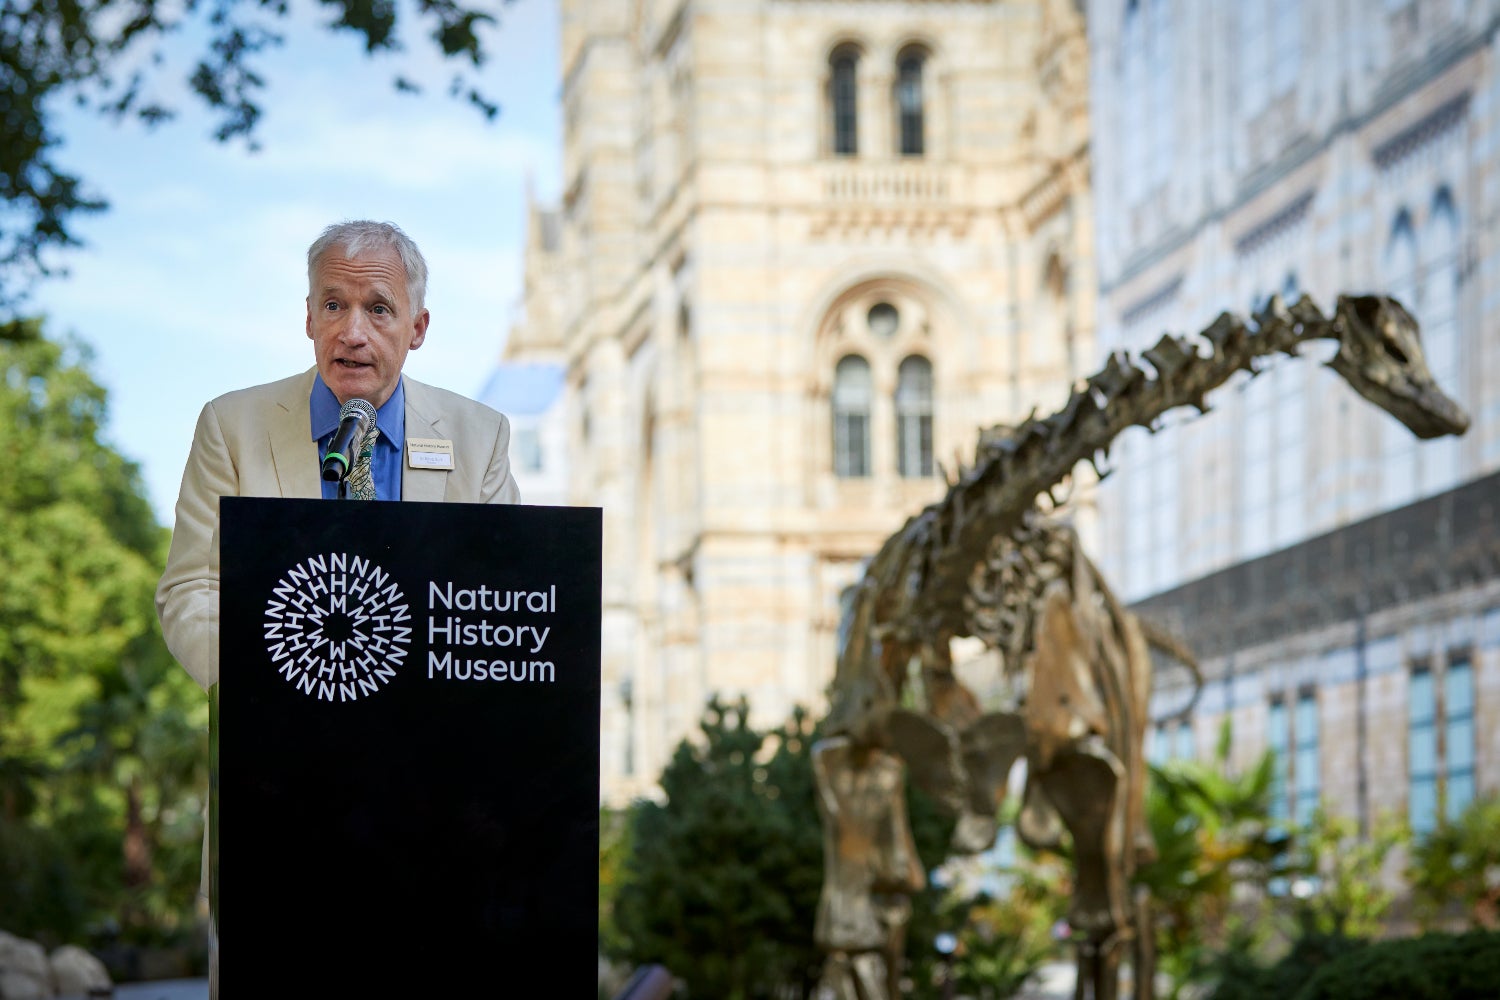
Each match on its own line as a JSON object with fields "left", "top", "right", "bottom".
{"left": 306, "top": 247, "right": 429, "bottom": 407}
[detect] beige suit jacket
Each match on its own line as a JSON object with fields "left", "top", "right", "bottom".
{"left": 155, "top": 368, "right": 521, "bottom": 690}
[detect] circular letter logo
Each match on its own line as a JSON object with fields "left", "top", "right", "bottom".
{"left": 263, "top": 553, "right": 413, "bottom": 702}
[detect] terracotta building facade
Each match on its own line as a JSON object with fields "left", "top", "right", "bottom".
{"left": 508, "top": 0, "right": 1095, "bottom": 804}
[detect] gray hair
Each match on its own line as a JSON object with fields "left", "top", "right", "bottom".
{"left": 307, "top": 220, "right": 429, "bottom": 315}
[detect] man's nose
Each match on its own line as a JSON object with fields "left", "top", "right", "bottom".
{"left": 340, "top": 309, "right": 372, "bottom": 344}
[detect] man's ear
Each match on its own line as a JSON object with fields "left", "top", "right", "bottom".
{"left": 409, "top": 309, "right": 430, "bottom": 350}
{"left": 305, "top": 299, "right": 314, "bottom": 339}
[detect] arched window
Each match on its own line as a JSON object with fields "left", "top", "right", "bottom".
{"left": 895, "top": 48, "right": 925, "bottom": 156}
{"left": 830, "top": 47, "right": 860, "bottom": 156}
{"left": 1420, "top": 188, "right": 1462, "bottom": 494}
{"left": 1381, "top": 210, "right": 1420, "bottom": 507}
{"left": 833, "top": 355, "right": 872, "bottom": 477}
{"left": 1385, "top": 209, "right": 1418, "bottom": 302}
{"left": 895, "top": 355, "right": 933, "bottom": 477}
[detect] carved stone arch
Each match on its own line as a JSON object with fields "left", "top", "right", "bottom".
{"left": 887, "top": 37, "right": 938, "bottom": 83}
{"left": 1384, "top": 205, "right": 1418, "bottom": 298}
{"left": 892, "top": 34, "right": 937, "bottom": 60}
{"left": 801, "top": 256, "right": 972, "bottom": 365}
{"left": 809, "top": 274, "right": 960, "bottom": 391}
{"left": 802, "top": 262, "right": 971, "bottom": 501}
{"left": 824, "top": 34, "right": 868, "bottom": 62}
{"left": 1426, "top": 184, "right": 1460, "bottom": 247}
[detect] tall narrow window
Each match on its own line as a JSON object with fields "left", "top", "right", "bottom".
{"left": 833, "top": 355, "right": 872, "bottom": 477}
{"left": 1410, "top": 665, "right": 1438, "bottom": 835}
{"left": 831, "top": 48, "right": 860, "bottom": 156}
{"left": 1421, "top": 189, "right": 1462, "bottom": 495}
{"left": 1173, "top": 721, "right": 1194, "bottom": 760}
{"left": 1150, "top": 719, "right": 1194, "bottom": 763}
{"left": 1381, "top": 210, "right": 1420, "bottom": 507}
{"left": 1293, "top": 690, "right": 1320, "bottom": 824}
{"left": 896, "top": 49, "right": 925, "bottom": 156}
{"left": 1268, "top": 697, "right": 1290, "bottom": 822}
{"left": 895, "top": 355, "right": 934, "bottom": 477}
{"left": 1446, "top": 654, "right": 1475, "bottom": 821}
{"left": 514, "top": 426, "right": 543, "bottom": 473}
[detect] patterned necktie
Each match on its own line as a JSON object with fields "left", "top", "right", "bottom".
{"left": 346, "top": 428, "right": 379, "bottom": 501}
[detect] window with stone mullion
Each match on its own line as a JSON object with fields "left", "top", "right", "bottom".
{"left": 833, "top": 354, "right": 872, "bottom": 477}
{"left": 895, "top": 355, "right": 933, "bottom": 478}
{"left": 1445, "top": 655, "right": 1475, "bottom": 821}
{"left": 1409, "top": 665, "right": 1439, "bottom": 835}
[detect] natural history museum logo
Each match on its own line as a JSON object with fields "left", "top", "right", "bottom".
{"left": 263, "top": 553, "right": 412, "bottom": 702}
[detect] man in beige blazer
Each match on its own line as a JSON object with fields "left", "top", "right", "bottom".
{"left": 156, "top": 219, "right": 521, "bottom": 691}
{"left": 157, "top": 220, "right": 521, "bottom": 997}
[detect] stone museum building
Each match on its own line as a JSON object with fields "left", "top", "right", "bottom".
{"left": 1084, "top": 0, "right": 1500, "bottom": 840}
{"left": 502, "top": 0, "right": 1095, "bottom": 803}
{"left": 496, "top": 0, "right": 1500, "bottom": 831}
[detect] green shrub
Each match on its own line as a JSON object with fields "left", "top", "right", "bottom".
{"left": 1204, "top": 927, "right": 1362, "bottom": 1000}
{"left": 1298, "top": 929, "right": 1500, "bottom": 1000}
{"left": 0, "top": 816, "right": 90, "bottom": 945}
{"left": 1206, "top": 928, "right": 1500, "bottom": 1000}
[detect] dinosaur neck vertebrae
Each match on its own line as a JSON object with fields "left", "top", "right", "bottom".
{"left": 861, "top": 292, "right": 1464, "bottom": 651}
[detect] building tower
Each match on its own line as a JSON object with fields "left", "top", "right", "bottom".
{"left": 509, "top": 0, "right": 1095, "bottom": 803}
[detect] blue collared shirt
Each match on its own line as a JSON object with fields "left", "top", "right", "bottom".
{"left": 311, "top": 374, "right": 406, "bottom": 500}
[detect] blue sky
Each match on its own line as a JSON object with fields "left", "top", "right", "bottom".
{"left": 28, "top": 0, "right": 561, "bottom": 523}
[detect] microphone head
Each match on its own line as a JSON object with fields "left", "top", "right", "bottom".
{"left": 321, "top": 398, "right": 379, "bottom": 482}
{"left": 340, "top": 397, "right": 378, "bottom": 428}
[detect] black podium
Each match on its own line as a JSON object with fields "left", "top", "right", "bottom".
{"left": 214, "top": 497, "right": 602, "bottom": 994}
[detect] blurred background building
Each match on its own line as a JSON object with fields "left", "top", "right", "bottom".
{"left": 501, "top": 0, "right": 1095, "bottom": 803}
{"left": 490, "top": 0, "right": 1500, "bottom": 833}
{"left": 1085, "top": 0, "right": 1500, "bottom": 843}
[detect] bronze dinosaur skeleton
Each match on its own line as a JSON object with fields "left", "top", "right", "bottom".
{"left": 813, "top": 294, "right": 1470, "bottom": 1000}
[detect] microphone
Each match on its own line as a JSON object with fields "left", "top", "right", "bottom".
{"left": 321, "top": 398, "right": 378, "bottom": 483}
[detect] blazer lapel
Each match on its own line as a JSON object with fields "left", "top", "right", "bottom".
{"left": 269, "top": 369, "right": 323, "bottom": 498}
{"left": 403, "top": 379, "right": 449, "bottom": 503}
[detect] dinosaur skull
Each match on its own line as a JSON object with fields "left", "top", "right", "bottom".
{"left": 1328, "top": 294, "right": 1470, "bottom": 439}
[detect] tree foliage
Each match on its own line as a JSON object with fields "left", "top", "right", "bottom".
{"left": 0, "top": 317, "right": 205, "bottom": 948}
{"left": 1284, "top": 807, "right": 1405, "bottom": 940}
{"left": 1135, "top": 721, "right": 1292, "bottom": 997}
{"left": 609, "top": 697, "right": 826, "bottom": 999}
{"left": 1406, "top": 792, "right": 1500, "bottom": 931}
{"left": 916, "top": 839, "right": 1070, "bottom": 1000}
{"left": 0, "top": 0, "right": 513, "bottom": 307}
{"left": 605, "top": 696, "right": 961, "bottom": 998}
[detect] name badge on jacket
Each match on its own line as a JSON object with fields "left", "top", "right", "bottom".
{"left": 407, "top": 438, "right": 455, "bottom": 470}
